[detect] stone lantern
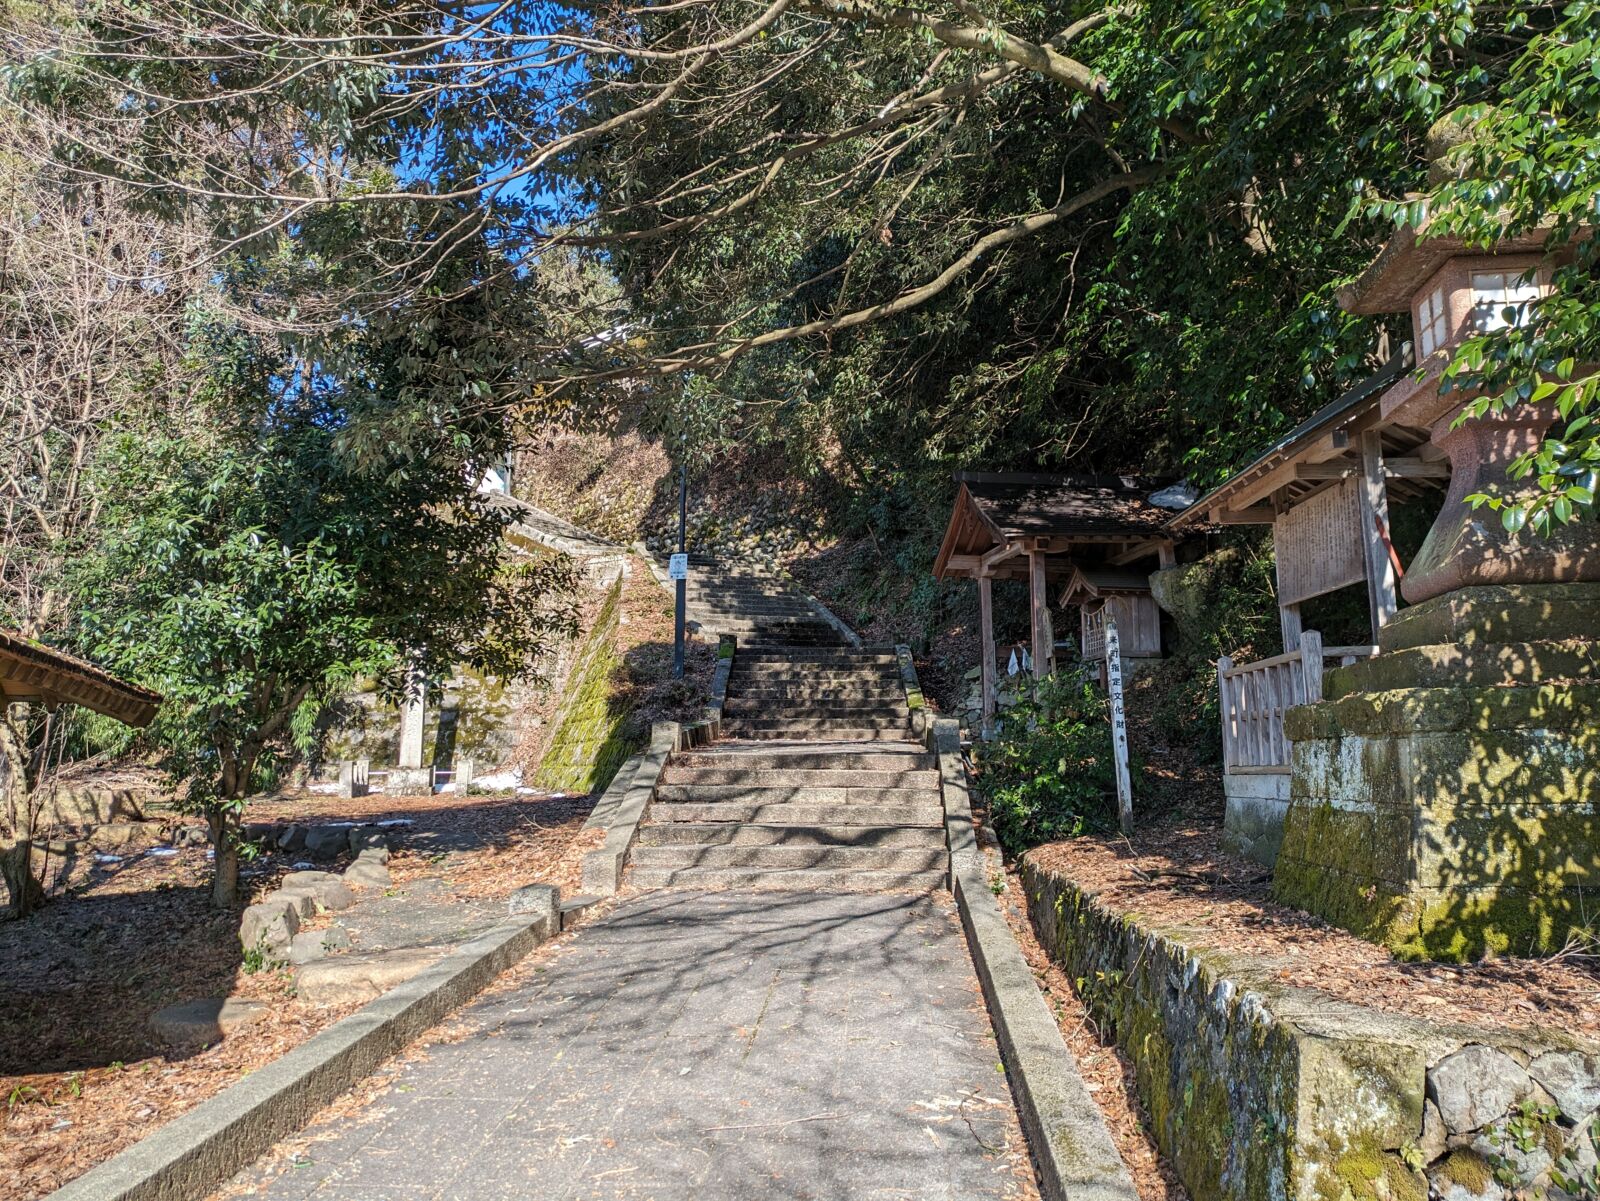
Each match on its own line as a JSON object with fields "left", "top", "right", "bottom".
{"left": 1270, "top": 218, "right": 1600, "bottom": 961}
{"left": 1337, "top": 219, "right": 1600, "bottom": 601}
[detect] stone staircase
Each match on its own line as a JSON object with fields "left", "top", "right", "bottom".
{"left": 665, "top": 554, "right": 849, "bottom": 647}
{"left": 630, "top": 646, "right": 948, "bottom": 891}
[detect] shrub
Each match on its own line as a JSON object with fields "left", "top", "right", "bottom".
{"left": 980, "top": 673, "right": 1119, "bottom": 854}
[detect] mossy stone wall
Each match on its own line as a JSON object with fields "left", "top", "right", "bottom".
{"left": 1021, "top": 857, "right": 1600, "bottom": 1201}
{"left": 1275, "top": 682, "right": 1600, "bottom": 961}
{"left": 534, "top": 578, "right": 639, "bottom": 794}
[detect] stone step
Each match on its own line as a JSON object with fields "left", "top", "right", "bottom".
{"left": 660, "top": 765, "right": 940, "bottom": 788}
{"left": 725, "top": 715, "right": 909, "bottom": 731}
{"left": 678, "top": 748, "right": 934, "bottom": 771}
{"left": 724, "top": 727, "right": 911, "bottom": 742}
{"left": 722, "top": 699, "right": 908, "bottom": 717}
{"left": 648, "top": 801, "right": 944, "bottom": 826}
{"left": 629, "top": 865, "right": 947, "bottom": 891}
{"left": 631, "top": 845, "right": 948, "bottom": 871}
{"left": 734, "top": 649, "right": 898, "bottom": 663}
{"left": 729, "top": 669, "right": 897, "bottom": 683}
{"left": 727, "top": 684, "right": 904, "bottom": 698}
{"left": 654, "top": 783, "right": 936, "bottom": 805}
{"left": 636, "top": 823, "right": 947, "bottom": 848}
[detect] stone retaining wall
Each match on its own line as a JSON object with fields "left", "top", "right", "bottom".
{"left": 535, "top": 577, "right": 637, "bottom": 794}
{"left": 1022, "top": 856, "right": 1600, "bottom": 1201}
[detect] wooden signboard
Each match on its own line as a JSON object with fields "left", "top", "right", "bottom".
{"left": 1105, "top": 619, "right": 1134, "bottom": 836}
{"left": 1275, "top": 478, "right": 1366, "bottom": 606}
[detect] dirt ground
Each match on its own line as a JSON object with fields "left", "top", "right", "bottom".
{"left": 1, "top": 787, "right": 598, "bottom": 1200}
{"left": 1026, "top": 823, "right": 1600, "bottom": 1039}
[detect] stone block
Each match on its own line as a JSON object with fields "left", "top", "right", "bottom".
{"left": 1281, "top": 643, "right": 1600, "bottom": 959}
{"left": 279, "top": 871, "right": 357, "bottom": 912}
{"left": 276, "top": 824, "right": 306, "bottom": 852}
{"left": 509, "top": 883, "right": 560, "bottom": 934}
{"left": 1221, "top": 773, "right": 1290, "bottom": 868}
{"left": 343, "top": 858, "right": 391, "bottom": 889}
{"left": 348, "top": 826, "right": 390, "bottom": 857}
{"left": 295, "top": 947, "right": 440, "bottom": 1006}
{"left": 1529, "top": 1050, "right": 1600, "bottom": 1121}
{"left": 304, "top": 825, "right": 351, "bottom": 860}
{"left": 240, "top": 897, "right": 300, "bottom": 952}
{"left": 384, "top": 766, "right": 433, "bottom": 796}
{"left": 150, "top": 997, "right": 268, "bottom": 1046}
{"left": 1379, "top": 582, "right": 1600, "bottom": 653}
{"left": 1429, "top": 1045, "right": 1531, "bottom": 1133}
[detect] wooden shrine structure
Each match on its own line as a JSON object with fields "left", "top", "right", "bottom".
{"left": 1162, "top": 352, "right": 1454, "bottom": 849}
{"left": 0, "top": 629, "right": 161, "bottom": 728}
{"left": 932, "top": 472, "right": 1178, "bottom": 735}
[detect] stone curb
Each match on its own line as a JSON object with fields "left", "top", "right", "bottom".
{"left": 894, "top": 644, "right": 928, "bottom": 739}
{"left": 584, "top": 635, "right": 734, "bottom": 892}
{"left": 783, "top": 576, "right": 863, "bottom": 648}
{"left": 927, "top": 717, "right": 1139, "bottom": 1201}
{"left": 47, "top": 911, "right": 556, "bottom": 1201}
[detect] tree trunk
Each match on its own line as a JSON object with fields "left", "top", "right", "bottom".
{"left": 207, "top": 807, "right": 240, "bottom": 908}
{"left": 0, "top": 718, "right": 46, "bottom": 920}
{"left": 1, "top": 839, "right": 46, "bottom": 919}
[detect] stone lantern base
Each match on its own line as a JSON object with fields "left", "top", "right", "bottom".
{"left": 1272, "top": 582, "right": 1600, "bottom": 961}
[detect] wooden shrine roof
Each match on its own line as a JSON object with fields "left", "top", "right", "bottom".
{"left": 1059, "top": 567, "right": 1154, "bottom": 607}
{"left": 0, "top": 630, "right": 162, "bottom": 727}
{"left": 933, "top": 472, "right": 1178, "bottom": 580}
{"left": 1165, "top": 349, "right": 1446, "bottom": 530}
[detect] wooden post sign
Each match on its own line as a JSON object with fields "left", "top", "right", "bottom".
{"left": 1104, "top": 618, "right": 1134, "bottom": 836}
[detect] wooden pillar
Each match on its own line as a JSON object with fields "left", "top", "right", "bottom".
{"left": 1357, "top": 430, "right": 1400, "bottom": 642}
{"left": 1028, "top": 550, "right": 1050, "bottom": 679}
{"left": 1158, "top": 540, "right": 1177, "bottom": 569}
{"left": 978, "top": 574, "right": 997, "bottom": 739}
{"left": 1279, "top": 602, "right": 1303, "bottom": 653}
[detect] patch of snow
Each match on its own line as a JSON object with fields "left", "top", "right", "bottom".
{"left": 473, "top": 769, "right": 523, "bottom": 792}
{"left": 306, "top": 781, "right": 341, "bottom": 795}
{"left": 147, "top": 847, "right": 179, "bottom": 858}
{"left": 93, "top": 853, "right": 123, "bottom": 864}
{"left": 375, "top": 818, "right": 414, "bottom": 828}
{"left": 292, "top": 861, "right": 314, "bottom": 869}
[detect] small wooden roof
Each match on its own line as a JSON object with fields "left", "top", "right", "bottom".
{"left": 1058, "top": 567, "right": 1153, "bottom": 607}
{"left": 0, "top": 630, "right": 162, "bottom": 727}
{"left": 933, "top": 472, "right": 1176, "bottom": 580}
{"left": 1165, "top": 350, "right": 1447, "bottom": 529}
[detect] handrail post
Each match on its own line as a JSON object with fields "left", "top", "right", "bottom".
{"left": 1301, "top": 630, "right": 1325, "bottom": 704}
{"left": 1216, "top": 655, "right": 1234, "bottom": 773}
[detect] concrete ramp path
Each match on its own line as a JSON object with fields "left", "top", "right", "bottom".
{"left": 235, "top": 889, "right": 1037, "bottom": 1200}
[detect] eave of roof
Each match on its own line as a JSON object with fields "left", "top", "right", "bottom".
{"left": 1339, "top": 218, "right": 1590, "bottom": 315}
{"left": 0, "top": 631, "right": 162, "bottom": 728}
{"left": 1165, "top": 350, "right": 1414, "bottom": 531}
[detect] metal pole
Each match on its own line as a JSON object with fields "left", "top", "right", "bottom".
{"left": 673, "top": 462, "right": 687, "bottom": 679}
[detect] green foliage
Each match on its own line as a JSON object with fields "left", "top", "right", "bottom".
{"left": 981, "top": 674, "right": 1119, "bottom": 854}
{"left": 1146, "top": 542, "right": 1282, "bottom": 762}
{"left": 74, "top": 311, "right": 579, "bottom": 829}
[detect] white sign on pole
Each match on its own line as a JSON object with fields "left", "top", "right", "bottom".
{"left": 668, "top": 553, "right": 689, "bottom": 581}
{"left": 1104, "top": 618, "right": 1134, "bottom": 836}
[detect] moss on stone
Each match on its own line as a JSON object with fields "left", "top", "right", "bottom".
{"left": 1437, "top": 1149, "right": 1495, "bottom": 1195}
{"left": 535, "top": 579, "right": 640, "bottom": 794}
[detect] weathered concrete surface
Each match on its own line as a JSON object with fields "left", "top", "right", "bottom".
{"left": 49, "top": 911, "right": 556, "bottom": 1201}
{"left": 240, "top": 889, "right": 1035, "bottom": 1200}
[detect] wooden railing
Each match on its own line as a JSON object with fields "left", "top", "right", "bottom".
{"left": 1217, "top": 631, "right": 1378, "bottom": 772}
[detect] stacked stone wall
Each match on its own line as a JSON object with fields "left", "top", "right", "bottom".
{"left": 1023, "top": 856, "right": 1600, "bottom": 1201}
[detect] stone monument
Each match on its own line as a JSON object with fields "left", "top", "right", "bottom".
{"left": 1273, "top": 216, "right": 1600, "bottom": 959}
